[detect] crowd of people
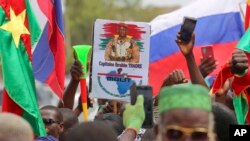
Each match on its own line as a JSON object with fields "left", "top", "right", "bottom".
{"left": 0, "top": 25, "right": 249, "bottom": 141}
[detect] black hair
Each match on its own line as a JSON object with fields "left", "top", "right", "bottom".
{"left": 59, "top": 108, "right": 79, "bottom": 130}
{"left": 65, "top": 121, "right": 117, "bottom": 141}
{"left": 40, "top": 105, "right": 63, "bottom": 122}
{"left": 212, "top": 102, "right": 237, "bottom": 141}
{"left": 95, "top": 113, "right": 125, "bottom": 136}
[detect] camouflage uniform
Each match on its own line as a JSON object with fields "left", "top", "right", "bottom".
{"left": 105, "top": 35, "right": 139, "bottom": 63}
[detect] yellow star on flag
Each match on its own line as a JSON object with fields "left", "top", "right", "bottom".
{"left": 0, "top": 7, "right": 30, "bottom": 48}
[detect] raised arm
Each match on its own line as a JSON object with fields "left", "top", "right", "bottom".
{"left": 58, "top": 60, "right": 83, "bottom": 109}
{"left": 176, "top": 33, "right": 208, "bottom": 88}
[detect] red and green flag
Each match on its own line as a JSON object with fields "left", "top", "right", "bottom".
{"left": 232, "top": 26, "right": 250, "bottom": 124}
{"left": 231, "top": 0, "right": 250, "bottom": 124}
{"left": 0, "top": 0, "right": 46, "bottom": 136}
{"left": 212, "top": 0, "right": 250, "bottom": 124}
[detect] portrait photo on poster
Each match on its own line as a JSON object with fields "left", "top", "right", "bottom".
{"left": 91, "top": 19, "right": 150, "bottom": 101}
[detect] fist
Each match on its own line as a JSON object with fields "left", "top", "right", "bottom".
{"left": 230, "top": 49, "right": 248, "bottom": 75}
{"left": 70, "top": 60, "right": 83, "bottom": 81}
{"left": 161, "top": 69, "right": 188, "bottom": 88}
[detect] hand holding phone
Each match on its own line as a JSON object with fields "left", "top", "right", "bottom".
{"left": 180, "top": 17, "right": 197, "bottom": 43}
{"left": 201, "top": 45, "right": 214, "bottom": 59}
{"left": 199, "top": 46, "right": 217, "bottom": 77}
{"left": 130, "top": 83, "right": 153, "bottom": 128}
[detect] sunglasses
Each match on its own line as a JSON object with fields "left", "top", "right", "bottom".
{"left": 163, "top": 125, "right": 209, "bottom": 140}
{"left": 42, "top": 118, "right": 59, "bottom": 125}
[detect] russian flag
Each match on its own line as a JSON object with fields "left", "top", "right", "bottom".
{"left": 30, "top": 0, "right": 65, "bottom": 99}
{"left": 149, "top": 0, "right": 244, "bottom": 95}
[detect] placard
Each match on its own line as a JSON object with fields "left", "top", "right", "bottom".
{"left": 91, "top": 19, "right": 150, "bottom": 101}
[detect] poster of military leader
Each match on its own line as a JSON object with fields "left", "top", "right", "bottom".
{"left": 91, "top": 19, "right": 150, "bottom": 101}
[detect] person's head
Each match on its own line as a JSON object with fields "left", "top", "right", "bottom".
{"left": 59, "top": 108, "right": 79, "bottom": 141}
{"left": 117, "top": 68, "right": 123, "bottom": 74}
{"left": 40, "top": 105, "right": 63, "bottom": 139}
{"left": 95, "top": 113, "right": 125, "bottom": 136}
{"left": 117, "top": 23, "right": 128, "bottom": 38}
{"left": 0, "top": 113, "right": 33, "bottom": 141}
{"left": 65, "top": 121, "right": 117, "bottom": 141}
{"left": 212, "top": 102, "right": 237, "bottom": 141}
{"left": 157, "top": 84, "right": 215, "bottom": 141}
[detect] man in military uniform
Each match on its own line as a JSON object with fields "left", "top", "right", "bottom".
{"left": 105, "top": 23, "right": 140, "bottom": 63}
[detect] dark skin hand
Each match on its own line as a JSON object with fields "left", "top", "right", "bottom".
{"left": 73, "top": 95, "right": 93, "bottom": 117}
{"left": 155, "top": 69, "right": 188, "bottom": 106}
{"left": 176, "top": 32, "right": 208, "bottom": 88}
{"left": 199, "top": 57, "right": 217, "bottom": 78}
{"left": 230, "top": 49, "right": 249, "bottom": 95}
{"left": 58, "top": 60, "right": 83, "bottom": 109}
{"left": 119, "top": 129, "right": 137, "bottom": 141}
{"left": 230, "top": 49, "right": 248, "bottom": 75}
{"left": 95, "top": 100, "right": 123, "bottom": 118}
{"left": 70, "top": 60, "right": 83, "bottom": 81}
{"left": 214, "top": 79, "right": 234, "bottom": 111}
{"left": 161, "top": 69, "right": 188, "bottom": 88}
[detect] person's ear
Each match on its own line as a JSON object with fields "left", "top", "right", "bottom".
{"left": 59, "top": 122, "right": 64, "bottom": 133}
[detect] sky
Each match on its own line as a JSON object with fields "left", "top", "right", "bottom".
{"left": 142, "top": 0, "right": 195, "bottom": 7}
{"left": 142, "top": 0, "right": 246, "bottom": 7}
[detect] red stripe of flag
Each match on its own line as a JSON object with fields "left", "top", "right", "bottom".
{"left": 2, "top": 89, "right": 23, "bottom": 115}
{"left": 98, "top": 73, "right": 142, "bottom": 78}
{"left": 37, "top": 0, "right": 65, "bottom": 99}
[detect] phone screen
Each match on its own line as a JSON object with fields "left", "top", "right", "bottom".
{"left": 136, "top": 86, "right": 153, "bottom": 128}
{"left": 180, "top": 17, "right": 197, "bottom": 43}
{"left": 201, "top": 46, "right": 214, "bottom": 59}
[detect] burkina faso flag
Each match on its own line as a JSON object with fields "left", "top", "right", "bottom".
{"left": 0, "top": 0, "right": 46, "bottom": 136}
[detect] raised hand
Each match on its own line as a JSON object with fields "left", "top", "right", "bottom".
{"left": 176, "top": 32, "right": 195, "bottom": 57}
{"left": 161, "top": 69, "right": 188, "bottom": 88}
{"left": 230, "top": 49, "right": 248, "bottom": 76}
{"left": 123, "top": 95, "right": 145, "bottom": 132}
{"left": 70, "top": 60, "right": 83, "bottom": 81}
{"left": 199, "top": 57, "right": 217, "bottom": 78}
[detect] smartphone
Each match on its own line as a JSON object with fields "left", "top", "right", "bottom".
{"left": 130, "top": 83, "right": 137, "bottom": 105}
{"left": 201, "top": 46, "right": 214, "bottom": 59}
{"left": 180, "top": 17, "right": 197, "bottom": 43}
{"left": 130, "top": 84, "right": 153, "bottom": 128}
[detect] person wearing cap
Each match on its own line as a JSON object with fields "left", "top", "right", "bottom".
{"left": 105, "top": 23, "right": 140, "bottom": 63}
{"left": 157, "top": 84, "right": 215, "bottom": 141}
{"left": 119, "top": 84, "right": 215, "bottom": 141}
